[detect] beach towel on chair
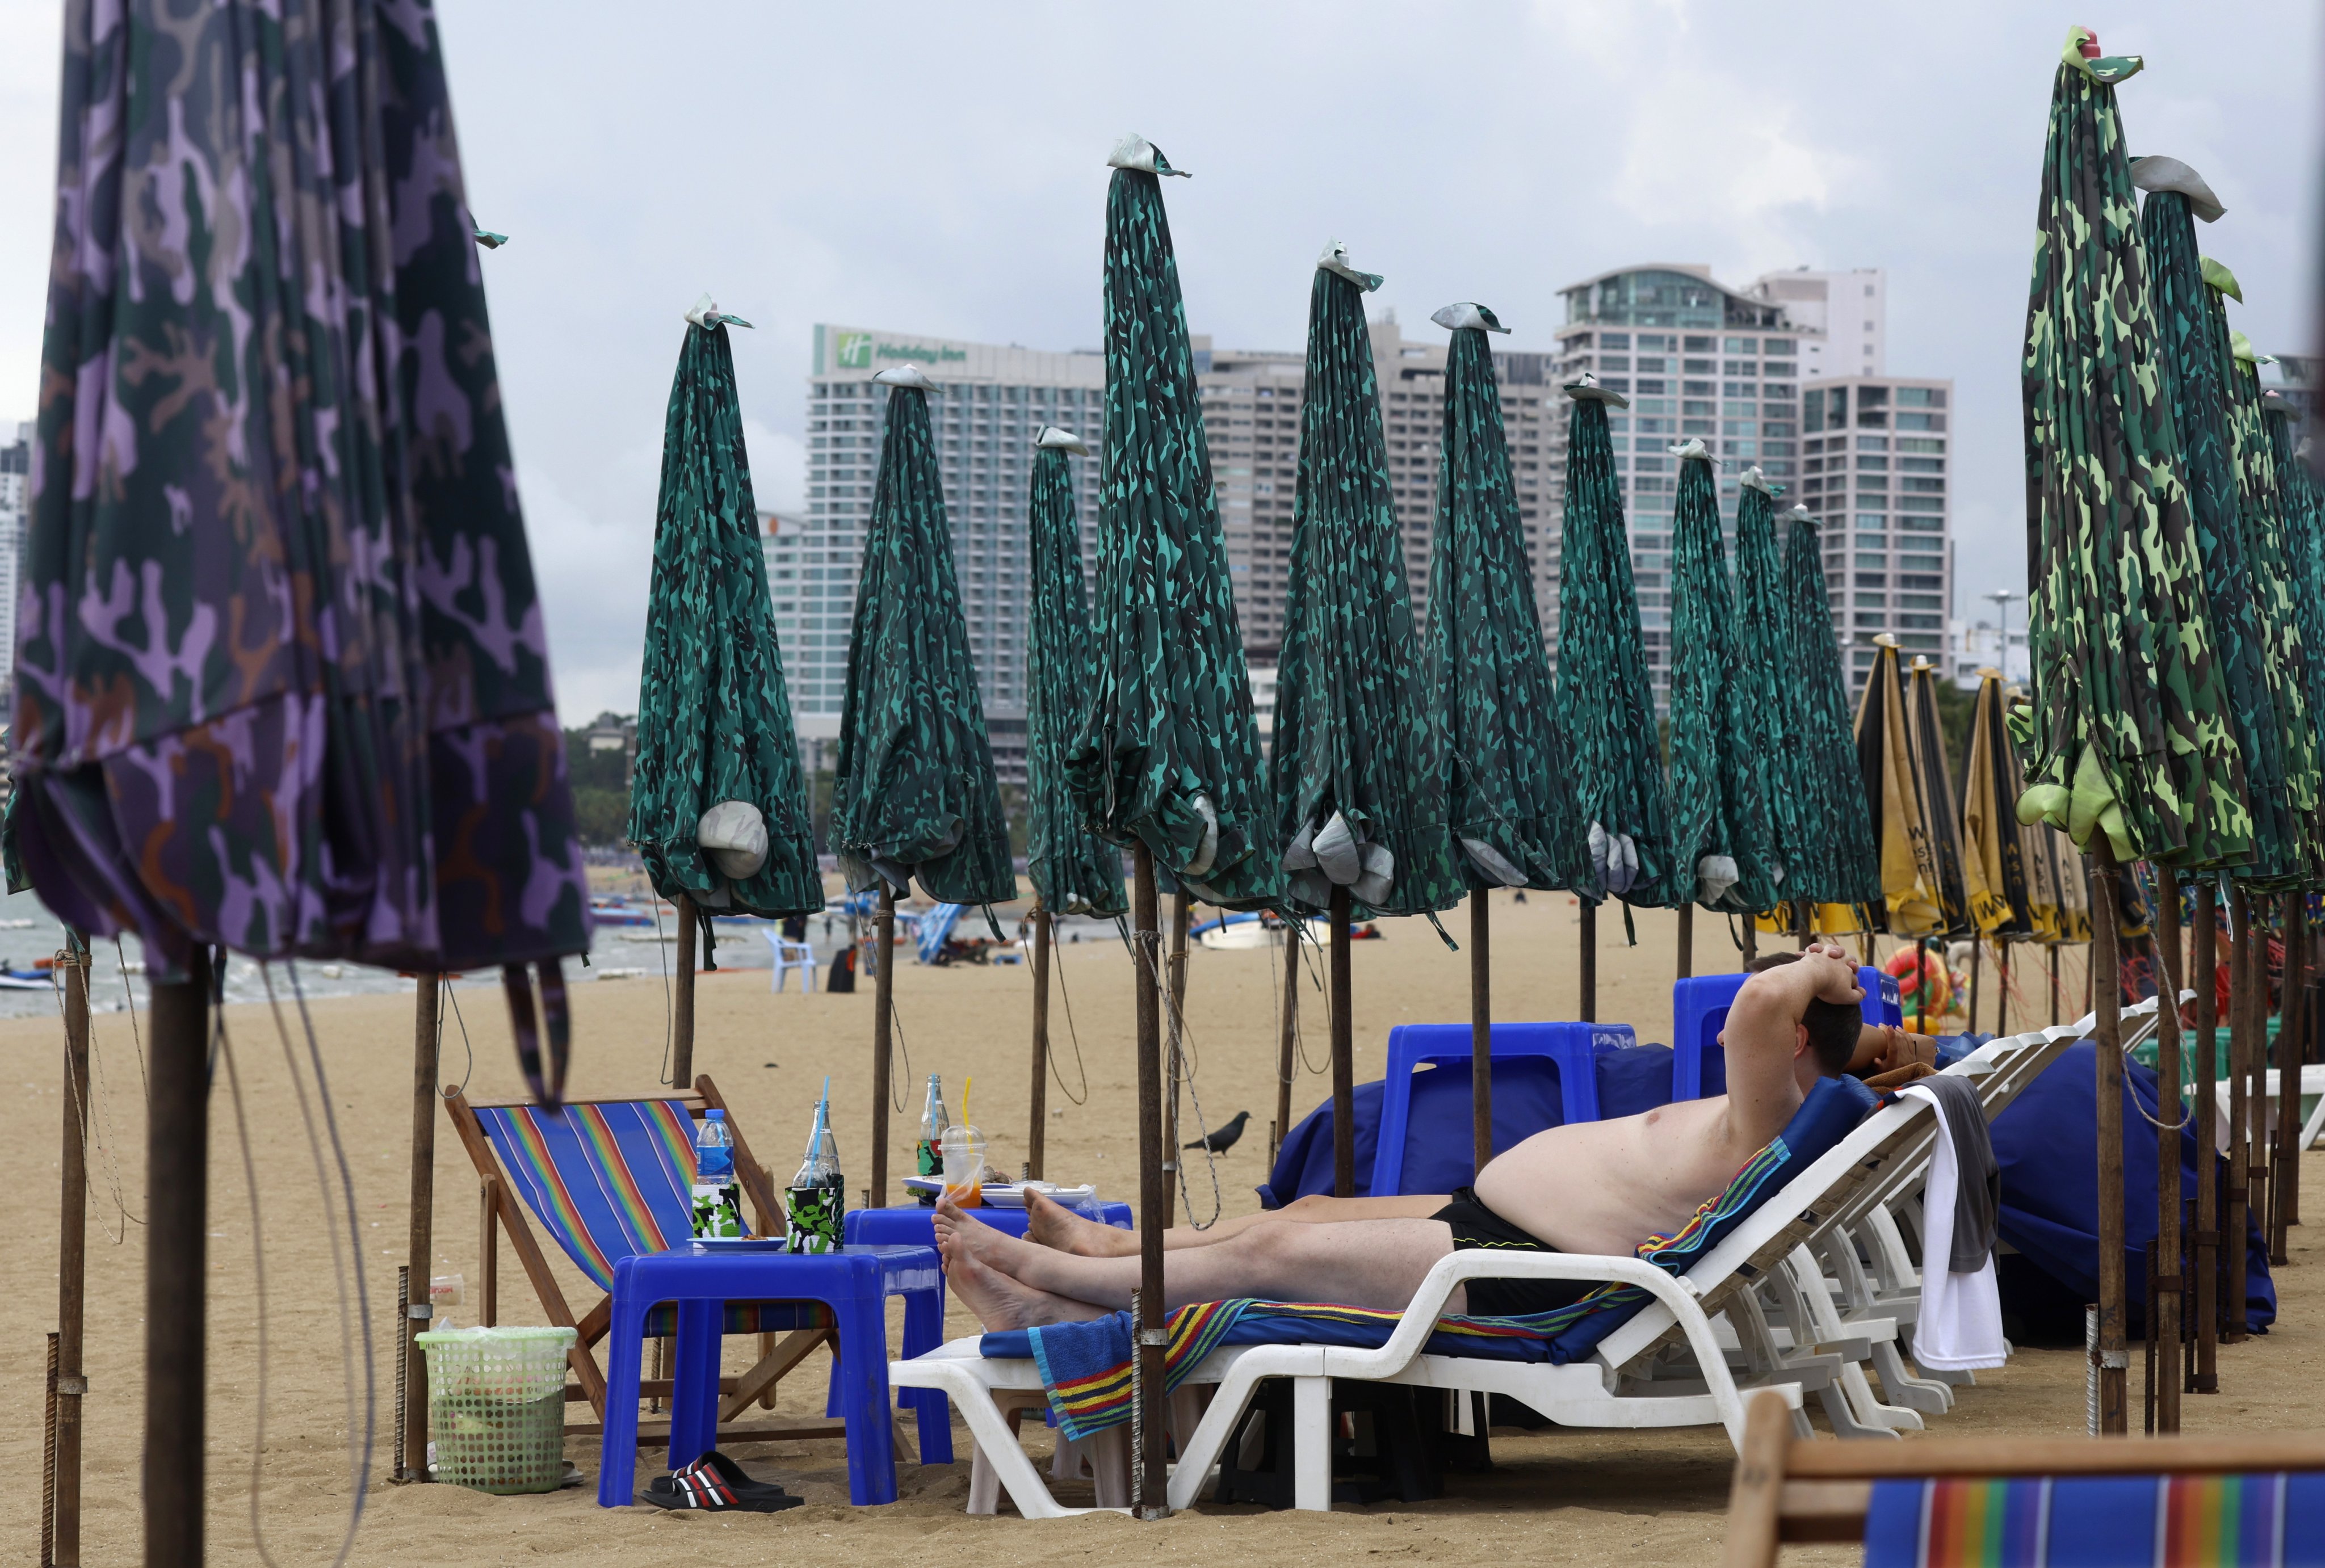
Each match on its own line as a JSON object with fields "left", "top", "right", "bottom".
{"left": 982, "top": 1075, "right": 1877, "bottom": 1439}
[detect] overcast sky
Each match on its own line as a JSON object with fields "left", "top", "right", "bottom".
{"left": 2, "top": 2, "right": 2318, "bottom": 722}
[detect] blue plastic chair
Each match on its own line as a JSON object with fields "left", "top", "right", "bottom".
{"left": 1670, "top": 965, "right": 1902, "bottom": 1100}
{"left": 1370, "top": 1021, "right": 1637, "bottom": 1196}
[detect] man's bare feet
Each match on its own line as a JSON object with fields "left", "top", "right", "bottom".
{"left": 934, "top": 1195, "right": 1034, "bottom": 1272}
{"left": 1025, "top": 1188, "right": 1138, "bottom": 1256}
{"left": 942, "top": 1235, "right": 1110, "bottom": 1331}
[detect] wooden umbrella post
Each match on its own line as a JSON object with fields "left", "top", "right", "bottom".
{"left": 1130, "top": 846, "right": 1169, "bottom": 1516}
{"left": 1968, "top": 936, "right": 1984, "bottom": 1036}
{"left": 1027, "top": 907, "right": 1051, "bottom": 1182}
{"left": 2277, "top": 893, "right": 2306, "bottom": 1254}
{"left": 52, "top": 938, "right": 91, "bottom": 1563}
{"left": 2225, "top": 886, "right": 2251, "bottom": 1346}
{"left": 2089, "top": 844, "right": 2129, "bottom": 1435}
{"left": 1676, "top": 902, "right": 1694, "bottom": 982}
{"left": 871, "top": 886, "right": 897, "bottom": 1208}
{"left": 1162, "top": 891, "right": 1191, "bottom": 1190}
{"left": 2154, "top": 878, "right": 2184, "bottom": 1434}
{"left": 146, "top": 948, "right": 213, "bottom": 1568}
{"left": 1578, "top": 901, "right": 1598, "bottom": 1022}
{"left": 2050, "top": 941, "right": 2062, "bottom": 1028}
{"left": 1740, "top": 909, "right": 1757, "bottom": 968}
{"left": 2244, "top": 898, "right": 2271, "bottom": 1277}
{"left": 403, "top": 973, "right": 442, "bottom": 1480}
{"left": 1273, "top": 917, "right": 1298, "bottom": 1170}
{"left": 1330, "top": 884, "right": 1355, "bottom": 1198}
{"left": 670, "top": 892, "right": 698, "bottom": 1089}
{"left": 2192, "top": 880, "right": 2221, "bottom": 1392}
{"left": 1997, "top": 940, "right": 2011, "bottom": 1036}
{"left": 1471, "top": 891, "right": 1493, "bottom": 1177}
{"left": 1794, "top": 896, "right": 1812, "bottom": 953}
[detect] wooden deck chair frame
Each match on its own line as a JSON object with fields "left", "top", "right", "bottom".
{"left": 1719, "top": 1386, "right": 2325, "bottom": 1567}
{"left": 444, "top": 1074, "right": 843, "bottom": 1444}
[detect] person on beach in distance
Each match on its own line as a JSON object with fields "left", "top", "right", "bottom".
{"left": 935, "top": 945, "right": 1906, "bottom": 1329}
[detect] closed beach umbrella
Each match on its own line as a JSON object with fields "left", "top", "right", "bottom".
{"left": 1665, "top": 444, "right": 1781, "bottom": 936}
{"left": 631, "top": 299, "right": 822, "bottom": 1084}
{"left": 1422, "top": 301, "right": 1596, "bottom": 1169}
{"left": 1904, "top": 654, "right": 1971, "bottom": 937}
{"left": 1778, "top": 505, "right": 1882, "bottom": 919}
{"left": 1556, "top": 374, "right": 1677, "bottom": 950}
{"left": 2221, "top": 327, "right": 2322, "bottom": 885}
{"left": 1962, "top": 671, "right": 2036, "bottom": 942}
{"left": 1271, "top": 242, "right": 1464, "bottom": 1194}
{"left": 1067, "top": 136, "right": 1280, "bottom": 1511}
{"left": 1854, "top": 637, "right": 1946, "bottom": 938}
{"left": 1022, "top": 424, "right": 1125, "bottom": 1178}
{"left": 2018, "top": 28, "right": 2246, "bottom": 873}
{"left": 2267, "top": 399, "right": 2325, "bottom": 730}
{"left": 20, "top": 5, "right": 586, "bottom": 1553}
{"left": 830, "top": 360, "right": 1016, "bottom": 1201}
{"left": 2135, "top": 162, "right": 2290, "bottom": 882}
{"left": 1732, "top": 470, "right": 1802, "bottom": 936}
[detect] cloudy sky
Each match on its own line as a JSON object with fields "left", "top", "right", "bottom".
{"left": 1, "top": 2, "right": 2317, "bottom": 721}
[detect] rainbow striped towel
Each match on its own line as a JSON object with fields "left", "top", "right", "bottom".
{"left": 1865, "top": 1474, "right": 2325, "bottom": 1566}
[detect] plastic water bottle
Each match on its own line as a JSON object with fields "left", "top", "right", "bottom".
{"left": 691, "top": 1109, "right": 744, "bottom": 1240}
{"left": 787, "top": 1078, "right": 845, "bottom": 1254}
{"left": 914, "top": 1075, "right": 949, "bottom": 1183}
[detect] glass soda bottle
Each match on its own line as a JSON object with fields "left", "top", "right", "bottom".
{"left": 787, "top": 1078, "right": 845, "bottom": 1254}
{"left": 690, "top": 1108, "right": 744, "bottom": 1240}
{"left": 914, "top": 1075, "right": 949, "bottom": 1184}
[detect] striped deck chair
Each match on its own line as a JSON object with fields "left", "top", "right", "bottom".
{"left": 444, "top": 1077, "right": 842, "bottom": 1443}
{"left": 1720, "top": 1388, "right": 2325, "bottom": 1566}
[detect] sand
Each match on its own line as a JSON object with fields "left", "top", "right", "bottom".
{"left": 7, "top": 889, "right": 2311, "bottom": 1566}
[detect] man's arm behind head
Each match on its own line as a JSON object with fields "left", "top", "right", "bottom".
{"left": 1746, "top": 950, "right": 1864, "bottom": 1077}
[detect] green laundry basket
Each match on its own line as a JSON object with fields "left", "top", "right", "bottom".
{"left": 417, "top": 1325, "right": 576, "bottom": 1494}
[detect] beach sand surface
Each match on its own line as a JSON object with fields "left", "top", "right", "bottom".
{"left": 13, "top": 892, "right": 2309, "bottom": 1567}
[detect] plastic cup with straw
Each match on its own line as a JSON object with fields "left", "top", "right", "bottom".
{"left": 942, "top": 1075, "right": 986, "bottom": 1208}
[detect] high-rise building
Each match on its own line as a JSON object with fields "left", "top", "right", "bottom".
{"left": 0, "top": 422, "right": 28, "bottom": 713}
{"left": 1546, "top": 266, "right": 1810, "bottom": 696}
{"left": 1748, "top": 267, "right": 1887, "bottom": 380}
{"left": 793, "top": 329, "right": 1106, "bottom": 783}
{"left": 1797, "top": 376, "right": 1956, "bottom": 675}
{"left": 794, "top": 321, "right": 1558, "bottom": 771}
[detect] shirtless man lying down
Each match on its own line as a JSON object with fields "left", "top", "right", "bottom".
{"left": 936, "top": 944, "right": 1871, "bottom": 1330}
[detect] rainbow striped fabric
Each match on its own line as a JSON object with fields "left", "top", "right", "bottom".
{"left": 1864, "top": 1473, "right": 2325, "bottom": 1566}
{"left": 477, "top": 1099, "right": 828, "bottom": 1335}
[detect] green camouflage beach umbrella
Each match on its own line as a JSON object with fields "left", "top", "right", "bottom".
{"left": 1420, "top": 303, "right": 1595, "bottom": 897}
{"left": 1664, "top": 443, "right": 1780, "bottom": 914}
{"left": 1555, "top": 377, "right": 1676, "bottom": 907}
{"left": 2134, "top": 165, "right": 2288, "bottom": 884}
{"left": 1269, "top": 246, "right": 1463, "bottom": 918}
{"left": 628, "top": 301, "right": 821, "bottom": 918}
{"left": 2017, "top": 27, "right": 2246, "bottom": 870}
{"left": 16, "top": 0, "right": 587, "bottom": 998}
{"left": 1025, "top": 427, "right": 1127, "bottom": 917}
{"left": 1776, "top": 504, "right": 1881, "bottom": 908}
{"left": 1066, "top": 138, "right": 1280, "bottom": 910}
{"left": 2266, "top": 399, "right": 2325, "bottom": 749}
{"left": 2222, "top": 330, "right": 2323, "bottom": 885}
{"left": 828, "top": 364, "right": 1016, "bottom": 906}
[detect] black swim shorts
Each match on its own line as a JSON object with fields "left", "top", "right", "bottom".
{"left": 1430, "top": 1187, "right": 1598, "bottom": 1320}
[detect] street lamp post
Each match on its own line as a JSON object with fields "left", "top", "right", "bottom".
{"left": 1983, "top": 589, "right": 2024, "bottom": 681}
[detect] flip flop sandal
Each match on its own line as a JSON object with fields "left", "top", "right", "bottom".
{"left": 638, "top": 1449, "right": 803, "bottom": 1513}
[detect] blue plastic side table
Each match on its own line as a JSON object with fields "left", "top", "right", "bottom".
{"left": 597, "top": 1243, "right": 941, "bottom": 1508}
{"left": 842, "top": 1201, "right": 1133, "bottom": 1431}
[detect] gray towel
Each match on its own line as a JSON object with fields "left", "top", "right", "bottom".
{"left": 1923, "top": 1073, "right": 1999, "bottom": 1271}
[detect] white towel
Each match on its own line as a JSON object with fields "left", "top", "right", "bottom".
{"left": 1899, "top": 1083, "right": 2008, "bottom": 1371}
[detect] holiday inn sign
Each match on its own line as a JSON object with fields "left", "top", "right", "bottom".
{"left": 824, "top": 327, "right": 969, "bottom": 371}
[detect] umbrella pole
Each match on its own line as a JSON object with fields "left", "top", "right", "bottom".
{"left": 1968, "top": 936, "right": 1983, "bottom": 1036}
{"left": 2276, "top": 893, "right": 2305, "bottom": 1257}
{"left": 403, "top": 973, "right": 442, "bottom": 1480}
{"left": 1164, "top": 892, "right": 1191, "bottom": 1200}
{"left": 2192, "top": 881, "right": 2221, "bottom": 1392}
{"left": 1130, "top": 846, "right": 1169, "bottom": 1516}
{"left": 1676, "top": 903, "right": 1694, "bottom": 982}
{"left": 2244, "top": 896, "right": 2271, "bottom": 1288}
{"left": 1471, "top": 892, "right": 1492, "bottom": 1176}
{"left": 146, "top": 948, "right": 212, "bottom": 1568}
{"left": 53, "top": 937, "right": 91, "bottom": 1563}
{"left": 1028, "top": 908, "right": 1051, "bottom": 1182}
{"left": 1794, "top": 897, "right": 1812, "bottom": 952}
{"left": 1997, "top": 941, "right": 2011, "bottom": 1036}
{"left": 1331, "top": 885, "right": 1355, "bottom": 1198}
{"left": 1578, "top": 901, "right": 1597, "bottom": 1023}
{"left": 872, "top": 888, "right": 896, "bottom": 1208}
{"left": 2225, "top": 886, "right": 2251, "bottom": 1346}
{"left": 2050, "top": 941, "right": 2062, "bottom": 1028}
{"left": 2089, "top": 843, "right": 2129, "bottom": 1435}
{"left": 2154, "top": 877, "right": 2185, "bottom": 1431}
{"left": 672, "top": 893, "right": 698, "bottom": 1089}
{"left": 1740, "top": 910, "right": 1757, "bottom": 969}
{"left": 1273, "top": 917, "right": 1298, "bottom": 1171}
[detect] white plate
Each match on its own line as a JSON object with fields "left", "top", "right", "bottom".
{"left": 980, "top": 1183, "right": 1097, "bottom": 1210}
